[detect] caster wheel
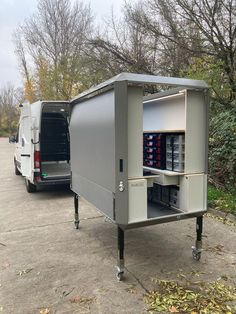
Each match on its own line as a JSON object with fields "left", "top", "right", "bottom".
{"left": 192, "top": 250, "right": 201, "bottom": 261}
{"left": 74, "top": 221, "right": 80, "bottom": 229}
{"left": 116, "top": 271, "right": 124, "bottom": 281}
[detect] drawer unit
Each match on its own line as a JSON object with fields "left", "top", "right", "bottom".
{"left": 143, "top": 133, "right": 166, "bottom": 169}
{"left": 166, "top": 134, "right": 185, "bottom": 172}
{"left": 144, "top": 152, "right": 163, "bottom": 160}
{"left": 166, "top": 143, "right": 185, "bottom": 153}
{"left": 145, "top": 147, "right": 161, "bottom": 154}
{"left": 166, "top": 152, "right": 185, "bottom": 163}
{"left": 166, "top": 160, "right": 185, "bottom": 172}
{"left": 144, "top": 133, "right": 185, "bottom": 172}
{"left": 166, "top": 134, "right": 185, "bottom": 145}
{"left": 144, "top": 159, "right": 161, "bottom": 168}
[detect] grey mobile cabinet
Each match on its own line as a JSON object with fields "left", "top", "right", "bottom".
{"left": 69, "top": 73, "right": 209, "bottom": 281}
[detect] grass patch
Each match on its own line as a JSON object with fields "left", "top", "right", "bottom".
{"left": 208, "top": 185, "right": 236, "bottom": 215}
{"left": 145, "top": 279, "right": 236, "bottom": 314}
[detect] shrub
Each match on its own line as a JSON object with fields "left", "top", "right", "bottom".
{"left": 209, "top": 104, "right": 236, "bottom": 192}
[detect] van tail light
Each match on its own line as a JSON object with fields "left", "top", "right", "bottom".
{"left": 34, "top": 150, "right": 40, "bottom": 169}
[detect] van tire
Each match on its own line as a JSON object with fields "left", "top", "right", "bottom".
{"left": 14, "top": 160, "right": 21, "bottom": 175}
{"left": 25, "top": 179, "right": 37, "bottom": 193}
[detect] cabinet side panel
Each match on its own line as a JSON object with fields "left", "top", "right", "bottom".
{"left": 128, "top": 179, "right": 147, "bottom": 223}
{"left": 128, "top": 86, "right": 143, "bottom": 178}
{"left": 185, "top": 90, "right": 207, "bottom": 173}
{"left": 180, "top": 174, "right": 207, "bottom": 212}
{"left": 70, "top": 90, "right": 115, "bottom": 218}
{"left": 73, "top": 173, "right": 114, "bottom": 219}
{"left": 114, "top": 82, "right": 129, "bottom": 225}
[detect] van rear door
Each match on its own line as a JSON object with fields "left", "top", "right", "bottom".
{"left": 20, "top": 103, "right": 34, "bottom": 181}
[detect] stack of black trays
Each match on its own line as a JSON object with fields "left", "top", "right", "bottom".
{"left": 150, "top": 183, "right": 180, "bottom": 208}
{"left": 143, "top": 133, "right": 166, "bottom": 169}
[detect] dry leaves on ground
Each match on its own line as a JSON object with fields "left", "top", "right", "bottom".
{"left": 69, "top": 295, "right": 95, "bottom": 305}
{"left": 145, "top": 279, "right": 236, "bottom": 313}
{"left": 17, "top": 268, "right": 33, "bottom": 276}
{"left": 205, "top": 213, "right": 236, "bottom": 227}
{"left": 39, "top": 309, "right": 50, "bottom": 314}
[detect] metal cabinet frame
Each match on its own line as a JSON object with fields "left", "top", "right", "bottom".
{"left": 70, "top": 73, "right": 209, "bottom": 280}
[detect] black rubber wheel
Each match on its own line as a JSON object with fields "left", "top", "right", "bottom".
{"left": 192, "top": 250, "right": 201, "bottom": 261}
{"left": 14, "top": 160, "right": 21, "bottom": 175}
{"left": 116, "top": 271, "right": 124, "bottom": 282}
{"left": 74, "top": 221, "right": 80, "bottom": 229}
{"left": 25, "top": 179, "right": 37, "bottom": 193}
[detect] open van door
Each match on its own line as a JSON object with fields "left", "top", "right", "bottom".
{"left": 20, "top": 102, "right": 34, "bottom": 181}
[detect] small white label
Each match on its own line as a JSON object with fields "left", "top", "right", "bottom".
{"left": 131, "top": 182, "right": 144, "bottom": 188}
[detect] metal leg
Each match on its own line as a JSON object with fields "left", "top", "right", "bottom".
{"left": 192, "top": 216, "right": 203, "bottom": 261}
{"left": 116, "top": 226, "right": 125, "bottom": 281}
{"left": 74, "top": 193, "right": 80, "bottom": 229}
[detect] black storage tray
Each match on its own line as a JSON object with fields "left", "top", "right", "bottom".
{"left": 143, "top": 133, "right": 166, "bottom": 169}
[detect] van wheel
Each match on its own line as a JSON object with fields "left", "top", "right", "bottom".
{"left": 25, "top": 179, "right": 37, "bottom": 193}
{"left": 15, "top": 163, "right": 21, "bottom": 175}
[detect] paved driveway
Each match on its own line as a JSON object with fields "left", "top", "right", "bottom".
{"left": 0, "top": 137, "right": 235, "bottom": 313}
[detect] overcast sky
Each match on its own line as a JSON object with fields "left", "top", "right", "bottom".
{"left": 0, "top": 0, "right": 124, "bottom": 89}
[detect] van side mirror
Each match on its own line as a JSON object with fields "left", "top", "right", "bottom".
{"left": 9, "top": 135, "right": 16, "bottom": 143}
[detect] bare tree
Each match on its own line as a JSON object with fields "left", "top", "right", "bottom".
{"left": 126, "top": 0, "right": 236, "bottom": 100}
{"left": 0, "top": 85, "right": 22, "bottom": 135}
{"left": 88, "top": 6, "right": 160, "bottom": 78}
{"left": 15, "top": 0, "right": 93, "bottom": 99}
{"left": 13, "top": 31, "right": 31, "bottom": 87}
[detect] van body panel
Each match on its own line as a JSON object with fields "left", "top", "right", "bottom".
{"left": 14, "top": 100, "right": 70, "bottom": 190}
{"left": 20, "top": 115, "right": 34, "bottom": 180}
{"left": 20, "top": 103, "right": 34, "bottom": 181}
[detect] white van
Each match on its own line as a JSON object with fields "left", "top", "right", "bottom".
{"left": 9, "top": 101, "right": 70, "bottom": 192}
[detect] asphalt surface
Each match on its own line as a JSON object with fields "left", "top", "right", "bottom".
{"left": 0, "top": 137, "right": 235, "bottom": 314}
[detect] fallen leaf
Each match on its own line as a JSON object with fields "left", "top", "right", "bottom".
{"left": 17, "top": 268, "right": 33, "bottom": 276}
{"left": 126, "top": 285, "right": 138, "bottom": 294}
{"left": 97, "top": 287, "right": 109, "bottom": 293}
{"left": 69, "top": 295, "right": 94, "bottom": 305}
{"left": 39, "top": 309, "right": 50, "bottom": 314}
{"left": 169, "top": 305, "right": 179, "bottom": 312}
{"left": 70, "top": 295, "right": 82, "bottom": 303}
{"left": 205, "top": 213, "right": 236, "bottom": 227}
